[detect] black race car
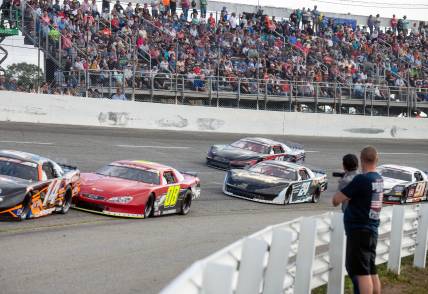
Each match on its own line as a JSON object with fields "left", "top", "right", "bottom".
{"left": 206, "top": 137, "right": 305, "bottom": 170}
{"left": 223, "top": 161, "right": 327, "bottom": 204}
{"left": 0, "top": 150, "right": 80, "bottom": 221}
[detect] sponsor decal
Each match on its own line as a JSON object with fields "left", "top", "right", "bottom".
{"left": 388, "top": 196, "right": 399, "bottom": 201}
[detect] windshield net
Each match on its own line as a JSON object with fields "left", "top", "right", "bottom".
{"left": 231, "top": 140, "right": 270, "bottom": 154}
{"left": 250, "top": 163, "right": 297, "bottom": 180}
{"left": 0, "top": 159, "right": 38, "bottom": 181}
{"left": 379, "top": 168, "right": 412, "bottom": 182}
{"left": 96, "top": 165, "right": 160, "bottom": 184}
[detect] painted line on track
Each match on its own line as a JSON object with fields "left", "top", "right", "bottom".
{"left": 0, "top": 140, "right": 55, "bottom": 145}
{"left": 116, "top": 144, "right": 191, "bottom": 149}
{"left": 306, "top": 150, "right": 320, "bottom": 153}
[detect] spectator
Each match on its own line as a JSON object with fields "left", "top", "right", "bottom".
{"left": 181, "top": 0, "right": 190, "bottom": 20}
{"left": 151, "top": 0, "right": 159, "bottom": 19}
{"left": 402, "top": 15, "right": 410, "bottom": 35}
{"left": 332, "top": 146, "right": 383, "bottom": 294}
{"left": 199, "top": 0, "right": 207, "bottom": 18}
{"left": 337, "top": 154, "right": 359, "bottom": 212}
{"left": 390, "top": 14, "right": 398, "bottom": 34}
{"left": 111, "top": 88, "right": 127, "bottom": 100}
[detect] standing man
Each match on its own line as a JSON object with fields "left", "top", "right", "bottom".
{"left": 199, "top": 0, "right": 207, "bottom": 19}
{"left": 332, "top": 146, "right": 383, "bottom": 294}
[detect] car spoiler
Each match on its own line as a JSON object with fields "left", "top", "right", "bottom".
{"left": 311, "top": 168, "right": 327, "bottom": 175}
{"left": 285, "top": 141, "right": 304, "bottom": 150}
{"left": 59, "top": 163, "right": 78, "bottom": 172}
{"left": 180, "top": 171, "right": 198, "bottom": 177}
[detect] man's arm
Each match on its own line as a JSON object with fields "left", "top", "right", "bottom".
{"left": 332, "top": 191, "right": 349, "bottom": 207}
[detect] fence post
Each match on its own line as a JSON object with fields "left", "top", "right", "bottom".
{"left": 414, "top": 204, "right": 428, "bottom": 268}
{"left": 235, "top": 238, "right": 268, "bottom": 294}
{"left": 387, "top": 205, "right": 405, "bottom": 274}
{"left": 202, "top": 263, "right": 234, "bottom": 294}
{"left": 327, "top": 212, "right": 346, "bottom": 294}
{"left": 294, "top": 217, "right": 317, "bottom": 294}
{"left": 263, "top": 229, "right": 293, "bottom": 294}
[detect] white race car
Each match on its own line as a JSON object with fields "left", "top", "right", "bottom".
{"left": 378, "top": 164, "right": 428, "bottom": 204}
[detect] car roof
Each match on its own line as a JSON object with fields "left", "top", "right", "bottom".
{"left": 379, "top": 164, "right": 422, "bottom": 174}
{"left": 114, "top": 160, "right": 173, "bottom": 172}
{"left": 0, "top": 150, "right": 46, "bottom": 164}
{"left": 241, "top": 137, "right": 282, "bottom": 146}
{"left": 260, "top": 160, "right": 304, "bottom": 170}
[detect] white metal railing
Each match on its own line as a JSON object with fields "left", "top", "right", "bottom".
{"left": 160, "top": 204, "right": 428, "bottom": 294}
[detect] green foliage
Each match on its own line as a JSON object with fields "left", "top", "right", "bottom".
{"left": 5, "top": 62, "right": 42, "bottom": 90}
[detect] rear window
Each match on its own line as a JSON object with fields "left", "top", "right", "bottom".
{"left": 379, "top": 168, "right": 412, "bottom": 182}
{"left": 249, "top": 163, "right": 297, "bottom": 180}
{"left": 231, "top": 139, "right": 270, "bottom": 154}
{"left": 96, "top": 165, "right": 160, "bottom": 184}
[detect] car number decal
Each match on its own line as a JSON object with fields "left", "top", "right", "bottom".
{"left": 297, "top": 182, "right": 311, "bottom": 197}
{"left": 164, "top": 185, "right": 180, "bottom": 207}
{"left": 414, "top": 182, "right": 427, "bottom": 198}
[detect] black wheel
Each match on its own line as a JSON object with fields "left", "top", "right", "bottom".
{"left": 400, "top": 191, "right": 407, "bottom": 204}
{"left": 180, "top": 190, "right": 192, "bottom": 215}
{"left": 144, "top": 195, "right": 155, "bottom": 218}
{"left": 58, "top": 189, "right": 72, "bottom": 214}
{"left": 312, "top": 189, "right": 321, "bottom": 203}
{"left": 18, "top": 195, "right": 31, "bottom": 221}
{"left": 283, "top": 188, "right": 292, "bottom": 205}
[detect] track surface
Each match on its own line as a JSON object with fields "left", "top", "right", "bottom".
{"left": 0, "top": 122, "right": 427, "bottom": 294}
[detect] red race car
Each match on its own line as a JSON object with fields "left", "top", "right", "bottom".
{"left": 73, "top": 160, "right": 200, "bottom": 218}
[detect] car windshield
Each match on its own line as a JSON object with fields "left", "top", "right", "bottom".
{"left": 96, "top": 165, "right": 160, "bottom": 184}
{"left": 379, "top": 168, "right": 412, "bottom": 182}
{"left": 231, "top": 139, "right": 270, "bottom": 154}
{"left": 249, "top": 163, "right": 297, "bottom": 180}
{"left": 0, "top": 159, "right": 38, "bottom": 181}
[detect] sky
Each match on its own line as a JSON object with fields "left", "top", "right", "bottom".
{"left": 2, "top": 0, "right": 427, "bottom": 68}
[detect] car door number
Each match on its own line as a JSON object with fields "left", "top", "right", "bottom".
{"left": 164, "top": 185, "right": 180, "bottom": 207}
{"left": 297, "top": 182, "right": 311, "bottom": 197}
{"left": 414, "top": 182, "right": 427, "bottom": 198}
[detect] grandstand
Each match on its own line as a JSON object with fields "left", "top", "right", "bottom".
{"left": 0, "top": 0, "right": 427, "bottom": 116}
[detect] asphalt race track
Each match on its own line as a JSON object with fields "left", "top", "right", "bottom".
{"left": 1, "top": 122, "right": 427, "bottom": 294}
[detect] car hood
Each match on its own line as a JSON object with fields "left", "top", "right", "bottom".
{"left": 382, "top": 177, "right": 409, "bottom": 190}
{"left": 80, "top": 173, "right": 156, "bottom": 197}
{"left": 226, "top": 170, "right": 291, "bottom": 194}
{"left": 210, "top": 145, "right": 261, "bottom": 161}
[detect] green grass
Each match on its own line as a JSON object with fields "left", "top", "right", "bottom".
{"left": 312, "top": 255, "right": 428, "bottom": 294}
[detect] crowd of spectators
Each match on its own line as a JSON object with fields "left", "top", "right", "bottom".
{"left": 1, "top": 0, "right": 428, "bottom": 102}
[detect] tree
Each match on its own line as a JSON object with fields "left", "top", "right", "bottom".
{"left": 5, "top": 62, "right": 43, "bottom": 91}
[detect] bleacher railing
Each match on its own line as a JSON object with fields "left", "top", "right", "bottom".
{"left": 160, "top": 204, "right": 428, "bottom": 294}
{"left": 52, "top": 69, "right": 428, "bottom": 116}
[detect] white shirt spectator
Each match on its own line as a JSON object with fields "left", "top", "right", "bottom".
{"left": 229, "top": 15, "right": 237, "bottom": 29}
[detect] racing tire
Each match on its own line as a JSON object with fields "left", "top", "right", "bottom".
{"left": 18, "top": 195, "right": 32, "bottom": 221}
{"left": 144, "top": 194, "right": 155, "bottom": 218}
{"left": 400, "top": 192, "right": 407, "bottom": 205}
{"left": 58, "top": 188, "right": 72, "bottom": 214}
{"left": 283, "top": 188, "right": 292, "bottom": 205}
{"left": 180, "top": 190, "right": 192, "bottom": 215}
{"left": 312, "top": 189, "right": 321, "bottom": 203}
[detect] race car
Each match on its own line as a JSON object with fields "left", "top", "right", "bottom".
{"left": 0, "top": 150, "right": 80, "bottom": 221}
{"left": 223, "top": 161, "right": 327, "bottom": 204}
{"left": 378, "top": 164, "right": 428, "bottom": 204}
{"left": 206, "top": 137, "right": 305, "bottom": 170}
{"left": 73, "top": 160, "right": 200, "bottom": 218}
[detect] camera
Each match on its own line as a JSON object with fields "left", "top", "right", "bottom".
{"left": 332, "top": 171, "right": 345, "bottom": 178}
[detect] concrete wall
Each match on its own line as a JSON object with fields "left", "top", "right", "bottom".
{"left": 0, "top": 91, "right": 426, "bottom": 139}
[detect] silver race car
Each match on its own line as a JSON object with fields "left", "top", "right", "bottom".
{"left": 223, "top": 161, "right": 327, "bottom": 205}
{"left": 378, "top": 164, "right": 428, "bottom": 204}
